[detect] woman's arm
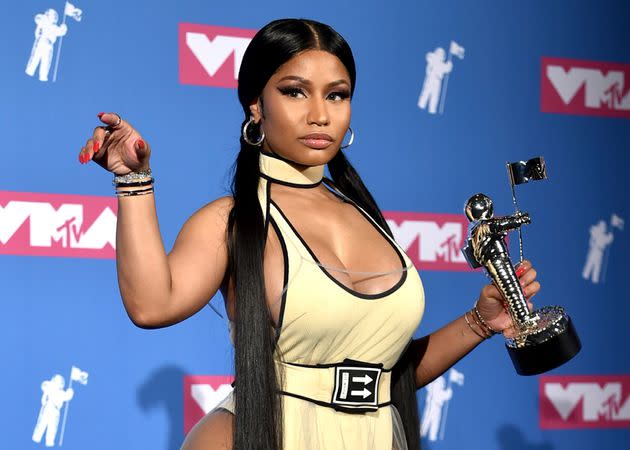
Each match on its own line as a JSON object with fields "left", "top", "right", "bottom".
{"left": 85, "top": 114, "right": 234, "bottom": 330}
{"left": 408, "top": 311, "right": 484, "bottom": 389}
{"left": 116, "top": 194, "right": 233, "bottom": 329}
{"left": 409, "top": 261, "right": 540, "bottom": 388}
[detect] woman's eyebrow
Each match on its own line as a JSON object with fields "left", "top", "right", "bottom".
{"left": 277, "top": 75, "right": 349, "bottom": 87}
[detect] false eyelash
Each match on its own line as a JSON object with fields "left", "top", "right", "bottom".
{"left": 278, "top": 86, "right": 350, "bottom": 100}
{"left": 278, "top": 86, "right": 304, "bottom": 97}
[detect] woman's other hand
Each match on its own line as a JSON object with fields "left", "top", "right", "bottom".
{"left": 78, "top": 112, "right": 151, "bottom": 175}
{"left": 474, "top": 260, "right": 541, "bottom": 338}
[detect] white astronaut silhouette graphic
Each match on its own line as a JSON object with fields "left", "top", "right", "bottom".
{"left": 25, "top": 9, "right": 67, "bottom": 82}
{"left": 418, "top": 41, "right": 465, "bottom": 114}
{"left": 32, "top": 375, "right": 74, "bottom": 447}
{"left": 32, "top": 366, "right": 88, "bottom": 447}
{"left": 582, "top": 216, "right": 622, "bottom": 284}
{"left": 420, "top": 368, "right": 464, "bottom": 441}
{"left": 25, "top": 3, "right": 82, "bottom": 82}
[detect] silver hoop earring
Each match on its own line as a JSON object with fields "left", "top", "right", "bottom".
{"left": 242, "top": 116, "right": 265, "bottom": 146}
{"left": 340, "top": 126, "right": 354, "bottom": 149}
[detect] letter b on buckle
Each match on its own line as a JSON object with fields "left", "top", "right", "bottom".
{"left": 331, "top": 363, "right": 382, "bottom": 412}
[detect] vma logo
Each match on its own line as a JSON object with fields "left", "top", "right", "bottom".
{"left": 0, "top": 191, "right": 116, "bottom": 259}
{"left": 384, "top": 211, "right": 471, "bottom": 271}
{"left": 179, "top": 23, "right": 256, "bottom": 88}
{"left": 540, "top": 375, "right": 630, "bottom": 429}
{"left": 183, "top": 375, "right": 234, "bottom": 433}
{"left": 541, "top": 57, "right": 630, "bottom": 118}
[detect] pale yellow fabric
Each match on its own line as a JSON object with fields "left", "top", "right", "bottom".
{"left": 215, "top": 152, "right": 425, "bottom": 449}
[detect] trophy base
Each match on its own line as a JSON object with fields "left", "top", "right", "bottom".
{"left": 505, "top": 306, "right": 581, "bottom": 376}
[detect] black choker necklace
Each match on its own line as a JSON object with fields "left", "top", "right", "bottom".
{"left": 258, "top": 151, "right": 325, "bottom": 188}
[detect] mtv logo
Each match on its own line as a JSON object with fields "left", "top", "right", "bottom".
{"left": 540, "top": 375, "right": 630, "bottom": 429}
{"left": 183, "top": 375, "right": 234, "bottom": 433}
{"left": 541, "top": 57, "right": 630, "bottom": 118}
{"left": 384, "top": 211, "right": 471, "bottom": 272}
{"left": 179, "top": 23, "right": 257, "bottom": 88}
{"left": 0, "top": 191, "right": 116, "bottom": 259}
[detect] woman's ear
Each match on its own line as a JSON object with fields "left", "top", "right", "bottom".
{"left": 249, "top": 97, "right": 264, "bottom": 122}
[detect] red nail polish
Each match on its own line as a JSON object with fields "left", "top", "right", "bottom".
{"left": 79, "top": 153, "right": 83, "bottom": 163}
{"left": 93, "top": 141, "right": 100, "bottom": 153}
{"left": 97, "top": 112, "right": 105, "bottom": 119}
{"left": 516, "top": 266, "right": 526, "bottom": 277}
{"left": 137, "top": 139, "right": 145, "bottom": 150}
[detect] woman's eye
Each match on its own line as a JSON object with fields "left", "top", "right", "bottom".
{"left": 329, "top": 91, "right": 350, "bottom": 101}
{"left": 279, "top": 87, "right": 305, "bottom": 98}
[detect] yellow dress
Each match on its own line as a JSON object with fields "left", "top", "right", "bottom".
{"left": 214, "top": 151, "right": 425, "bottom": 449}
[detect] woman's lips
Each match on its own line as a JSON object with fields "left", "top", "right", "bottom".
{"left": 299, "top": 134, "right": 334, "bottom": 149}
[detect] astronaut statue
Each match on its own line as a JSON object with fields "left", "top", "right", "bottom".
{"left": 463, "top": 193, "right": 537, "bottom": 332}
{"left": 462, "top": 193, "right": 581, "bottom": 375}
{"left": 25, "top": 9, "right": 68, "bottom": 82}
{"left": 417, "top": 47, "right": 453, "bottom": 114}
{"left": 32, "top": 374, "right": 74, "bottom": 447}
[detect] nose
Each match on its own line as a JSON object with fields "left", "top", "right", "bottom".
{"left": 306, "top": 97, "right": 329, "bottom": 126}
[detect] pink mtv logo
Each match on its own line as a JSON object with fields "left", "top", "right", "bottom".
{"left": 541, "top": 57, "right": 630, "bottom": 118}
{"left": 384, "top": 211, "right": 473, "bottom": 272}
{"left": 540, "top": 375, "right": 630, "bottom": 429}
{"left": 0, "top": 191, "right": 117, "bottom": 259}
{"left": 179, "top": 23, "right": 257, "bottom": 88}
{"left": 184, "top": 375, "right": 234, "bottom": 434}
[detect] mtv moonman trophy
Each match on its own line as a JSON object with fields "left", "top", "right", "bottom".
{"left": 461, "top": 157, "right": 581, "bottom": 376}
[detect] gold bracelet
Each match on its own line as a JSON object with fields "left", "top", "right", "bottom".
{"left": 473, "top": 301, "right": 499, "bottom": 336}
{"left": 470, "top": 310, "right": 493, "bottom": 337}
{"left": 464, "top": 311, "right": 488, "bottom": 340}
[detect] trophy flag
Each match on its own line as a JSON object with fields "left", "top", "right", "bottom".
{"left": 70, "top": 366, "right": 89, "bottom": 385}
{"left": 64, "top": 2, "right": 83, "bottom": 22}
{"left": 59, "top": 365, "right": 89, "bottom": 446}
{"left": 506, "top": 156, "right": 548, "bottom": 262}
{"left": 449, "top": 41, "right": 465, "bottom": 59}
{"left": 507, "top": 156, "right": 547, "bottom": 186}
{"left": 52, "top": 2, "right": 83, "bottom": 82}
{"left": 448, "top": 368, "right": 465, "bottom": 386}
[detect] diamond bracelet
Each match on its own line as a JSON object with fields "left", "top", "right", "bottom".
{"left": 112, "top": 168, "right": 153, "bottom": 187}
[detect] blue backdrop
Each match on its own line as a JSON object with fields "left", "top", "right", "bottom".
{"left": 1, "top": 1, "right": 629, "bottom": 449}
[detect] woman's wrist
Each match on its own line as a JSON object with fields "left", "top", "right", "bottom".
{"left": 113, "top": 167, "right": 154, "bottom": 197}
{"left": 464, "top": 303, "right": 499, "bottom": 340}
{"left": 464, "top": 310, "right": 490, "bottom": 340}
{"left": 472, "top": 301, "right": 500, "bottom": 337}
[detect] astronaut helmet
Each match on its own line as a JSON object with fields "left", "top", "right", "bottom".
{"left": 465, "top": 193, "right": 494, "bottom": 221}
{"left": 51, "top": 374, "right": 65, "bottom": 389}
{"left": 45, "top": 9, "right": 59, "bottom": 24}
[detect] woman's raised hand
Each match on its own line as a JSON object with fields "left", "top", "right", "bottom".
{"left": 78, "top": 112, "right": 151, "bottom": 175}
{"left": 474, "top": 260, "right": 541, "bottom": 338}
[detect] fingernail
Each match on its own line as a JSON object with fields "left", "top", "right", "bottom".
{"left": 93, "top": 141, "right": 100, "bottom": 153}
{"left": 78, "top": 153, "right": 83, "bottom": 163}
{"left": 136, "top": 139, "right": 145, "bottom": 150}
{"left": 97, "top": 112, "right": 105, "bottom": 119}
{"left": 516, "top": 266, "right": 527, "bottom": 277}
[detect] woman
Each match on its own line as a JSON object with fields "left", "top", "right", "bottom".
{"left": 77, "top": 18, "right": 540, "bottom": 450}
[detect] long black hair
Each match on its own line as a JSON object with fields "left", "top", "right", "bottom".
{"left": 227, "top": 18, "right": 420, "bottom": 450}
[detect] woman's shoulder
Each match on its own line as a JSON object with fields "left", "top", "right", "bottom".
{"left": 181, "top": 195, "right": 234, "bottom": 239}
{"left": 200, "top": 195, "right": 234, "bottom": 213}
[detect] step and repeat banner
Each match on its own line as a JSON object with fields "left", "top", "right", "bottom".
{"left": 1, "top": 1, "right": 628, "bottom": 449}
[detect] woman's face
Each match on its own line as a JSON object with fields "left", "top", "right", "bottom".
{"left": 250, "top": 49, "right": 352, "bottom": 167}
